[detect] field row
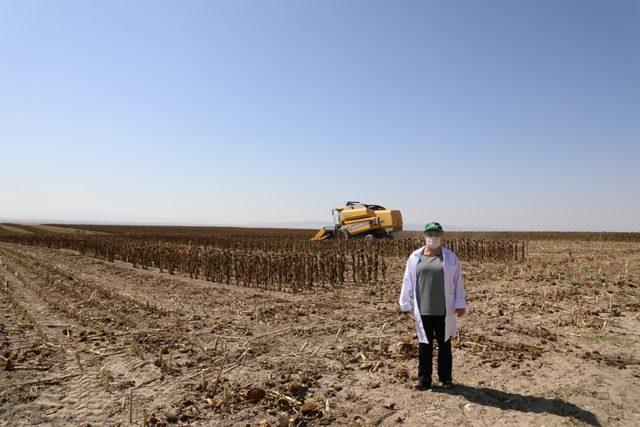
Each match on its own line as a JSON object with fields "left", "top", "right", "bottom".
{"left": 4, "top": 223, "right": 639, "bottom": 242}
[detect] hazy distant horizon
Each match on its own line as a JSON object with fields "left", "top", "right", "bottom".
{"left": 1, "top": 217, "right": 637, "bottom": 233}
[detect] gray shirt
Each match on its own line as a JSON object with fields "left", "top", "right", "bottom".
{"left": 416, "top": 253, "right": 445, "bottom": 315}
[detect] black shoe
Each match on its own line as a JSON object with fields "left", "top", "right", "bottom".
{"left": 440, "top": 381, "right": 453, "bottom": 389}
{"left": 413, "top": 381, "right": 432, "bottom": 391}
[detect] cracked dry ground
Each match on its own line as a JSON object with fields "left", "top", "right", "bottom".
{"left": 1, "top": 240, "right": 639, "bottom": 426}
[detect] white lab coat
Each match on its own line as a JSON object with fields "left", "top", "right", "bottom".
{"left": 399, "top": 246, "right": 467, "bottom": 344}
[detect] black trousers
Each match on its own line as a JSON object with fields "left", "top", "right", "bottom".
{"left": 418, "top": 315, "right": 452, "bottom": 386}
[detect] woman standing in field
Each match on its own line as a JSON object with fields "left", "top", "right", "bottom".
{"left": 399, "top": 222, "right": 467, "bottom": 390}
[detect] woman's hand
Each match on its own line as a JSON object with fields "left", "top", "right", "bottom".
{"left": 455, "top": 308, "right": 465, "bottom": 317}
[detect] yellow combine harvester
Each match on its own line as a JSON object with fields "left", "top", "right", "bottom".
{"left": 311, "top": 201, "right": 403, "bottom": 240}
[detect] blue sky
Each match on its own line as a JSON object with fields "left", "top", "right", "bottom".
{"left": 1, "top": 1, "right": 638, "bottom": 230}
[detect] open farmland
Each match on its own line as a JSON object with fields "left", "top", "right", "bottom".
{"left": 0, "top": 225, "right": 638, "bottom": 426}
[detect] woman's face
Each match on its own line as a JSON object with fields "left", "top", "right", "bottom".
{"left": 424, "top": 231, "right": 444, "bottom": 248}
{"left": 424, "top": 231, "right": 444, "bottom": 239}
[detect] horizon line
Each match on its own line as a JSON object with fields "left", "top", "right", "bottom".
{"left": 1, "top": 218, "right": 638, "bottom": 233}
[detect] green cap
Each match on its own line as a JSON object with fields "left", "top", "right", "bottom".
{"left": 423, "top": 221, "right": 444, "bottom": 233}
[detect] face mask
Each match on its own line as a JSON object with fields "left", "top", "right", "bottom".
{"left": 427, "top": 236, "right": 441, "bottom": 248}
